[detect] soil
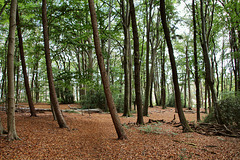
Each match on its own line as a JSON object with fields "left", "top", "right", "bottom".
{"left": 0, "top": 104, "right": 239, "bottom": 159}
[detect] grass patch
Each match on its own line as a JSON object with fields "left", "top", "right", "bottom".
{"left": 63, "top": 110, "right": 80, "bottom": 114}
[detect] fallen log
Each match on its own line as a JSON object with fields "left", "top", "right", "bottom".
{"left": 148, "top": 119, "right": 165, "bottom": 123}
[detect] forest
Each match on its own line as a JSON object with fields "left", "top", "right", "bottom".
{"left": 0, "top": 0, "right": 240, "bottom": 159}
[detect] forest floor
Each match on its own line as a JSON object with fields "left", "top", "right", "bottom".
{"left": 0, "top": 104, "right": 240, "bottom": 159}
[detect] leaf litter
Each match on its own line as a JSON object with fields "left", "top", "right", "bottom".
{"left": 0, "top": 105, "right": 239, "bottom": 159}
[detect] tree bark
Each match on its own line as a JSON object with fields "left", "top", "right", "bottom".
{"left": 15, "top": 51, "right": 20, "bottom": 105}
{"left": 160, "top": 0, "right": 192, "bottom": 132}
{"left": 7, "top": 0, "right": 19, "bottom": 141}
{"left": 129, "top": 0, "right": 144, "bottom": 125}
{"left": 16, "top": 9, "right": 37, "bottom": 117}
{"left": 88, "top": 0, "right": 127, "bottom": 140}
{"left": 120, "top": 0, "right": 131, "bottom": 117}
{"left": 200, "top": 0, "right": 223, "bottom": 124}
{"left": 192, "top": 0, "right": 201, "bottom": 121}
{"left": 143, "top": 0, "right": 153, "bottom": 116}
{"left": 185, "top": 42, "right": 192, "bottom": 110}
{"left": 160, "top": 42, "right": 166, "bottom": 109}
{"left": 42, "top": 0, "right": 67, "bottom": 128}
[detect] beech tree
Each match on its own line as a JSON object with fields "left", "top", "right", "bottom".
{"left": 192, "top": 0, "right": 201, "bottom": 121}
{"left": 16, "top": 8, "right": 37, "bottom": 117}
{"left": 42, "top": 0, "right": 68, "bottom": 128}
{"left": 7, "top": 0, "right": 19, "bottom": 141}
{"left": 200, "top": 0, "right": 223, "bottom": 124}
{"left": 88, "top": 0, "right": 127, "bottom": 140}
{"left": 120, "top": 0, "right": 131, "bottom": 117}
{"left": 129, "top": 0, "right": 144, "bottom": 125}
{"left": 160, "top": 0, "right": 192, "bottom": 132}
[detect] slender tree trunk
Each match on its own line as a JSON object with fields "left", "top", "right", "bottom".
{"left": 160, "top": 42, "right": 166, "bottom": 109}
{"left": 7, "top": 0, "right": 19, "bottom": 141}
{"left": 129, "top": 36, "right": 132, "bottom": 111}
{"left": 42, "top": 0, "right": 67, "bottom": 128}
{"left": 184, "top": 73, "right": 187, "bottom": 108}
{"left": 35, "top": 59, "right": 40, "bottom": 103}
{"left": 204, "top": 83, "right": 208, "bottom": 114}
{"left": 129, "top": 0, "right": 144, "bottom": 125}
{"left": 185, "top": 42, "right": 192, "bottom": 110}
{"left": 88, "top": 0, "right": 127, "bottom": 140}
{"left": 143, "top": 0, "right": 153, "bottom": 116}
{"left": 200, "top": 0, "right": 223, "bottom": 124}
{"left": 87, "top": 37, "right": 93, "bottom": 80}
{"left": 15, "top": 52, "right": 20, "bottom": 104}
{"left": 221, "top": 35, "right": 225, "bottom": 95}
{"left": 16, "top": 9, "right": 37, "bottom": 117}
{"left": 121, "top": 0, "right": 131, "bottom": 117}
{"left": 160, "top": 0, "right": 192, "bottom": 132}
{"left": 107, "top": 0, "right": 112, "bottom": 77}
{"left": 149, "top": 8, "right": 161, "bottom": 108}
{"left": 230, "top": 71, "right": 232, "bottom": 91}
{"left": 154, "top": 68, "right": 161, "bottom": 106}
{"left": 192, "top": 0, "right": 201, "bottom": 121}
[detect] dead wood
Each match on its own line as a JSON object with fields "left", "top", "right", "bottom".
{"left": 190, "top": 122, "right": 240, "bottom": 138}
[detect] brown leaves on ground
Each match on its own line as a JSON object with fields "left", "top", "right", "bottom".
{"left": 0, "top": 105, "right": 240, "bottom": 159}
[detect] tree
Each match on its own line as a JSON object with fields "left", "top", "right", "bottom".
{"left": 16, "top": 8, "right": 37, "bottom": 117}
{"left": 185, "top": 42, "right": 192, "bottom": 110}
{"left": 88, "top": 0, "right": 127, "bottom": 140}
{"left": 160, "top": 0, "right": 192, "bottom": 132}
{"left": 160, "top": 41, "right": 166, "bottom": 109}
{"left": 192, "top": 0, "right": 201, "bottom": 121}
{"left": 129, "top": 0, "right": 144, "bottom": 125}
{"left": 7, "top": 0, "right": 19, "bottom": 141}
{"left": 120, "top": 0, "right": 131, "bottom": 117}
{"left": 42, "top": 0, "right": 68, "bottom": 128}
{"left": 200, "top": 0, "right": 223, "bottom": 124}
{"left": 143, "top": 0, "right": 153, "bottom": 116}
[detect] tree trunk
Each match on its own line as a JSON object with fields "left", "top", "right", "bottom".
{"left": 121, "top": 0, "right": 131, "bottom": 117}
{"left": 200, "top": 0, "right": 223, "bottom": 124}
{"left": 143, "top": 0, "right": 153, "bottom": 116}
{"left": 42, "top": 0, "right": 67, "bottom": 128}
{"left": 192, "top": 0, "right": 201, "bottom": 121}
{"left": 160, "top": 42, "right": 166, "bottom": 109}
{"left": 160, "top": 0, "right": 192, "bottom": 132}
{"left": 15, "top": 52, "right": 20, "bottom": 104}
{"left": 184, "top": 73, "right": 187, "bottom": 108}
{"left": 16, "top": 9, "right": 37, "bottom": 117}
{"left": 88, "top": 0, "right": 127, "bottom": 140}
{"left": 7, "top": 0, "right": 19, "bottom": 141}
{"left": 185, "top": 42, "right": 192, "bottom": 110}
{"left": 35, "top": 59, "right": 40, "bottom": 103}
{"left": 129, "top": 0, "right": 144, "bottom": 125}
{"left": 149, "top": 8, "right": 161, "bottom": 108}
{"left": 204, "top": 83, "right": 208, "bottom": 114}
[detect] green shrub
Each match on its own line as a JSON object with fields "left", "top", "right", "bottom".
{"left": 218, "top": 95, "right": 240, "bottom": 128}
{"left": 80, "top": 88, "right": 124, "bottom": 113}
{"left": 81, "top": 89, "right": 107, "bottom": 111}
{"left": 203, "top": 94, "right": 240, "bottom": 128}
{"left": 113, "top": 94, "right": 124, "bottom": 113}
{"left": 203, "top": 112, "right": 216, "bottom": 123}
{"left": 166, "top": 94, "right": 185, "bottom": 108}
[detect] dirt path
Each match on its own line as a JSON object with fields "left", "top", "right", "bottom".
{"left": 0, "top": 106, "right": 239, "bottom": 159}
